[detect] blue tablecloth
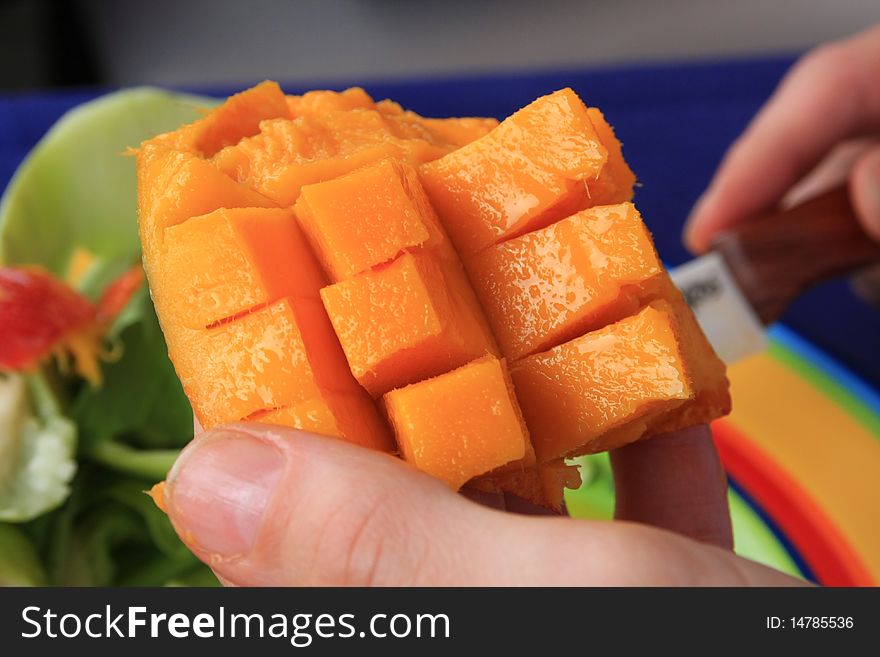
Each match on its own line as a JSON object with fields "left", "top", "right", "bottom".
{"left": 3, "top": 57, "right": 879, "bottom": 388}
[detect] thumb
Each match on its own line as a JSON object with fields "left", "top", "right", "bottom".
{"left": 162, "top": 422, "right": 521, "bottom": 585}
{"left": 851, "top": 143, "right": 880, "bottom": 243}
{"left": 162, "top": 422, "right": 804, "bottom": 586}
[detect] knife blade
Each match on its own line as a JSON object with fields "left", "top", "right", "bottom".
{"left": 670, "top": 185, "right": 880, "bottom": 364}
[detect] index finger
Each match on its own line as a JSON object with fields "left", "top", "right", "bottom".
{"left": 610, "top": 424, "right": 733, "bottom": 549}
{"left": 685, "top": 24, "right": 880, "bottom": 253}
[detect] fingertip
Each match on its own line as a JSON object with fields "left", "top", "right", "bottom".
{"left": 851, "top": 146, "right": 880, "bottom": 243}
{"left": 164, "top": 425, "right": 287, "bottom": 561}
{"left": 611, "top": 425, "right": 733, "bottom": 550}
{"left": 683, "top": 193, "right": 722, "bottom": 255}
{"left": 851, "top": 263, "right": 880, "bottom": 309}
{"left": 682, "top": 216, "right": 709, "bottom": 255}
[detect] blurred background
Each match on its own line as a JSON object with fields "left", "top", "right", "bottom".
{"left": 1, "top": 0, "right": 879, "bottom": 90}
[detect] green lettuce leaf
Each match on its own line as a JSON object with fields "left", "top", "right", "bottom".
{"left": 0, "top": 88, "right": 219, "bottom": 585}
{"left": 43, "top": 468, "right": 215, "bottom": 586}
{"left": 72, "top": 285, "right": 194, "bottom": 460}
{"left": 0, "top": 523, "right": 47, "bottom": 586}
{"left": 0, "top": 374, "right": 77, "bottom": 522}
{"left": 0, "top": 87, "right": 213, "bottom": 282}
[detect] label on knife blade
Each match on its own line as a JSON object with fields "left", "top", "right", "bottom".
{"left": 670, "top": 252, "right": 766, "bottom": 364}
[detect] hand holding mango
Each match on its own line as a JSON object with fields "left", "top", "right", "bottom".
{"left": 140, "top": 28, "right": 880, "bottom": 582}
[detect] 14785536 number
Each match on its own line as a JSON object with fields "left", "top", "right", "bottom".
{"left": 793, "top": 617, "right": 853, "bottom": 629}
{"left": 765, "top": 617, "right": 855, "bottom": 629}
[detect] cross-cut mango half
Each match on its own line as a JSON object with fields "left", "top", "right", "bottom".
{"left": 137, "top": 81, "right": 730, "bottom": 509}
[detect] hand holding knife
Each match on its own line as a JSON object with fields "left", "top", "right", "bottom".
{"left": 671, "top": 185, "right": 880, "bottom": 363}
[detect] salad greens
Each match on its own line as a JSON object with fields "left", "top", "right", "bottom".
{"left": 0, "top": 87, "right": 219, "bottom": 586}
{"left": 0, "top": 374, "right": 75, "bottom": 522}
{"left": 72, "top": 285, "right": 194, "bottom": 477}
{"left": 0, "top": 523, "right": 46, "bottom": 585}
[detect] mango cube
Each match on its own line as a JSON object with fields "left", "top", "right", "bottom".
{"left": 137, "top": 149, "right": 277, "bottom": 252}
{"left": 162, "top": 207, "right": 326, "bottom": 328}
{"left": 420, "top": 88, "right": 607, "bottom": 254}
{"left": 510, "top": 302, "right": 693, "bottom": 462}
{"left": 320, "top": 251, "right": 495, "bottom": 397}
{"left": 585, "top": 108, "right": 636, "bottom": 205}
{"left": 252, "top": 391, "right": 392, "bottom": 452}
{"left": 384, "top": 356, "right": 529, "bottom": 490}
{"left": 294, "top": 159, "right": 434, "bottom": 281}
{"left": 469, "top": 203, "right": 663, "bottom": 360}
{"left": 648, "top": 278, "right": 732, "bottom": 432}
{"left": 168, "top": 297, "right": 363, "bottom": 429}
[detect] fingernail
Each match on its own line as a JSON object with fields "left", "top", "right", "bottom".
{"left": 852, "top": 264, "right": 880, "bottom": 309}
{"left": 861, "top": 152, "right": 880, "bottom": 238}
{"left": 167, "top": 429, "right": 285, "bottom": 558}
{"left": 682, "top": 194, "right": 708, "bottom": 253}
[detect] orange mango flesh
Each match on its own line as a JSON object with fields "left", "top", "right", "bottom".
{"left": 294, "top": 159, "right": 433, "bottom": 281}
{"left": 287, "top": 87, "right": 375, "bottom": 116}
{"left": 374, "top": 99, "right": 501, "bottom": 148}
{"left": 416, "top": 117, "right": 503, "bottom": 149}
{"left": 217, "top": 138, "right": 413, "bottom": 208}
{"left": 320, "top": 251, "right": 496, "bottom": 398}
{"left": 161, "top": 207, "right": 326, "bottom": 329}
{"left": 468, "top": 202, "right": 664, "bottom": 360}
{"left": 148, "top": 482, "right": 167, "bottom": 513}
{"left": 383, "top": 356, "right": 529, "bottom": 490}
{"left": 211, "top": 98, "right": 491, "bottom": 207}
{"left": 301, "top": 156, "right": 498, "bottom": 400}
{"left": 193, "top": 80, "right": 291, "bottom": 157}
{"left": 648, "top": 277, "right": 732, "bottom": 433}
{"left": 138, "top": 83, "right": 730, "bottom": 506}
{"left": 163, "top": 297, "right": 374, "bottom": 432}
{"left": 585, "top": 107, "right": 637, "bottom": 205}
{"left": 137, "top": 149, "right": 277, "bottom": 258}
{"left": 510, "top": 302, "right": 693, "bottom": 462}
{"left": 419, "top": 88, "right": 608, "bottom": 255}
{"left": 251, "top": 391, "right": 391, "bottom": 451}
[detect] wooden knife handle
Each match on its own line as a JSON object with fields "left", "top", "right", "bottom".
{"left": 711, "top": 185, "right": 880, "bottom": 325}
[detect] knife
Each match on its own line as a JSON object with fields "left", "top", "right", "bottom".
{"left": 669, "top": 185, "right": 880, "bottom": 363}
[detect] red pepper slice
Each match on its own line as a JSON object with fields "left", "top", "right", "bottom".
{"left": 0, "top": 267, "right": 96, "bottom": 370}
{"left": 0, "top": 264, "right": 144, "bottom": 381}
{"left": 97, "top": 265, "right": 144, "bottom": 324}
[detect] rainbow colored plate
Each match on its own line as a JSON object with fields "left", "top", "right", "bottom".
{"left": 567, "top": 325, "right": 880, "bottom": 586}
